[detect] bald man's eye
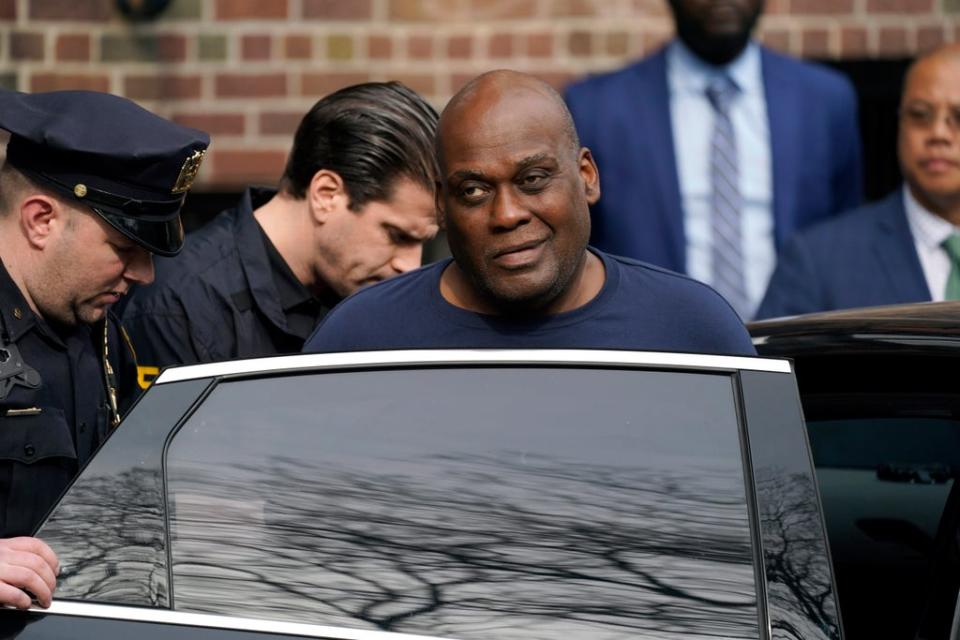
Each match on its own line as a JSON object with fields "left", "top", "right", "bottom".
{"left": 458, "top": 183, "right": 489, "bottom": 204}
{"left": 518, "top": 172, "right": 550, "bottom": 192}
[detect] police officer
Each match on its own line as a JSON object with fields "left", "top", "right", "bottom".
{"left": 0, "top": 89, "right": 209, "bottom": 608}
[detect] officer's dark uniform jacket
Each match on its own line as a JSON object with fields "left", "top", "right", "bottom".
{"left": 0, "top": 261, "right": 138, "bottom": 538}
{"left": 122, "top": 187, "right": 327, "bottom": 378}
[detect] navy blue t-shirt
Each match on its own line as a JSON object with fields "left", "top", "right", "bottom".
{"left": 304, "top": 249, "right": 755, "bottom": 356}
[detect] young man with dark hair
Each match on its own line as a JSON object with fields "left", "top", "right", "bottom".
{"left": 123, "top": 82, "right": 440, "bottom": 378}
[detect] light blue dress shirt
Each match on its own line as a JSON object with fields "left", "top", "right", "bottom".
{"left": 666, "top": 40, "right": 774, "bottom": 317}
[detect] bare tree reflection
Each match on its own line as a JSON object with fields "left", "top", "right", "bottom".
{"left": 167, "top": 453, "right": 758, "bottom": 640}
{"left": 756, "top": 467, "right": 840, "bottom": 640}
{"left": 39, "top": 466, "right": 168, "bottom": 606}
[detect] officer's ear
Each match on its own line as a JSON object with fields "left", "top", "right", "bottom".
{"left": 307, "top": 169, "right": 349, "bottom": 224}
{"left": 19, "top": 194, "right": 61, "bottom": 249}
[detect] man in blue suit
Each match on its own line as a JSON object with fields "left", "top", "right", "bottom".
{"left": 565, "top": 0, "right": 862, "bottom": 319}
{"left": 756, "top": 44, "right": 960, "bottom": 319}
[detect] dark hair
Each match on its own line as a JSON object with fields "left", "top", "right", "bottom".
{"left": 279, "top": 81, "right": 439, "bottom": 210}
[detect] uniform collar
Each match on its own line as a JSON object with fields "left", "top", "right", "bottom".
{"left": 0, "top": 258, "right": 40, "bottom": 343}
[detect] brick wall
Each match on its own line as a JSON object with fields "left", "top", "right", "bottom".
{"left": 0, "top": 0, "right": 957, "bottom": 189}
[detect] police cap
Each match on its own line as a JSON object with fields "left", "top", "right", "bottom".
{"left": 0, "top": 89, "right": 210, "bottom": 256}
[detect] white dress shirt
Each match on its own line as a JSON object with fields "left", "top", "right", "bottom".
{"left": 903, "top": 187, "right": 960, "bottom": 302}
{"left": 666, "top": 40, "right": 774, "bottom": 317}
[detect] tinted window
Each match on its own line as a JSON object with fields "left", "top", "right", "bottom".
{"left": 808, "top": 417, "right": 960, "bottom": 640}
{"left": 165, "top": 367, "right": 760, "bottom": 639}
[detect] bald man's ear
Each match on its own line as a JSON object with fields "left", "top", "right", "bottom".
{"left": 307, "top": 169, "right": 349, "bottom": 224}
{"left": 579, "top": 148, "right": 601, "bottom": 205}
{"left": 435, "top": 181, "right": 447, "bottom": 231}
{"left": 20, "top": 194, "right": 61, "bottom": 250}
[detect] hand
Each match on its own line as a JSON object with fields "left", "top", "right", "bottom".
{"left": 0, "top": 537, "right": 59, "bottom": 609}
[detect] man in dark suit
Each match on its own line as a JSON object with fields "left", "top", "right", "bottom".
{"left": 564, "top": 0, "right": 862, "bottom": 319}
{"left": 756, "top": 44, "right": 960, "bottom": 319}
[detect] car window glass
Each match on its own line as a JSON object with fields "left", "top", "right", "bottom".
{"left": 165, "top": 367, "right": 760, "bottom": 639}
{"left": 808, "top": 417, "right": 960, "bottom": 640}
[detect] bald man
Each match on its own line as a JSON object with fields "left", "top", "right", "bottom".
{"left": 756, "top": 44, "right": 960, "bottom": 318}
{"left": 304, "top": 70, "right": 753, "bottom": 356}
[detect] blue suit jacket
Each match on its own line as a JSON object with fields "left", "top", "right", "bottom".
{"left": 754, "top": 190, "right": 930, "bottom": 319}
{"left": 564, "top": 44, "right": 863, "bottom": 274}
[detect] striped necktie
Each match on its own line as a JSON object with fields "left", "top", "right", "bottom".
{"left": 706, "top": 76, "right": 748, "bottom": 318}
{"left": 942, "top": 234, "right": 960, "bottom": 300}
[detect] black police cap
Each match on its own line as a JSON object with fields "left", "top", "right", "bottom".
{"left": 0, "top": 89, "right": 210, "bottom": 256}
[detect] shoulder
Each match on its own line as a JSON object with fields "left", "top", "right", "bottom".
{"left": 304, "top": 261, "right": 445, "bottom": 352}
{"left": 761, "top": 46, "right": 855, "bottom": 97}
{"left": 611, "top": 253, "right": 737, "bottom": 308}
{"left": 565, "top": 49, "right": 663, "bottom": 99}
{"left": 789, "top": 193, "right": 901, "bottom": 248}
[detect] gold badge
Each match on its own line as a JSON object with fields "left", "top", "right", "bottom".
{"left": 74, "top": 183, "right": 87, "bottom": 198}
{"left": 171, "top": 149, "right": 206, "bottom": 194}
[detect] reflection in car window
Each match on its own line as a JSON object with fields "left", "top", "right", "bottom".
{"left": 165, "top": 368, "right": 760, "bottom": 639}
{"left": 809, "top": 418, "right": 960, "bottom": 640}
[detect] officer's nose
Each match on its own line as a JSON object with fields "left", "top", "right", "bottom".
{"left": 125, "top": 248, "right": 155, "bottom": 286}
{"left": 391, "top": 244, "right": 423, "bottom": 274}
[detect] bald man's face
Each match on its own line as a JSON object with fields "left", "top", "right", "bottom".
{"left": 898, "top": 53, "right": 960, "bottom": 217}
{"left": 437, "top": 85, "right": 600, "bottom": 312}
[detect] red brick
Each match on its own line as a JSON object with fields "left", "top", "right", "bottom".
{"left": 303, "top": 0, "right": 372, "bottom": 19}
{"left": 241, "top": 35, "right": 271, "bottom": 60}
{"left": 489, "top": 33, "right": 513, "bottom": 58}
{"left": 605, "top": 32, "right": 630, "bottom": 57}
{"left": 30, "top": 0, "right": 111, "bottom": 20}
{"left": 840, "top": 27, "right": 869, "bottom": 58}
{"left": 216, "top": 73, "right": 286, "bottom": 98}
{"left": 917, "top": 25, "right": 945, "bottom": 53}
{"left": 568, "top": 31, "right": 592, "bottom": 56}
{"left": 157, "top": 34, "right": 187, "bottom": 62}
{"left": 546, "top": 0, "right": 598, "bottom": 17}
{"left": 0, "top": 0, "right": 15, "bottom": 20}
{"left": 368, "top": 34, "right": 392, "bottom": 59}
{"left": 259, "top": 111, "right": 303, "bottom": 136}
{"left": 760, "top": 29, "right": 790, "bottom": 53}
{"left": 284, "top": 35, "right": 311, "bottom": 59}
{"left": 391, "top": 73, "right": 435, "bottom": 97}
{"left": 878, "top": 27, "right": 910, "bottom": 56}
{"left": 867, "top": 0, "right": 933, "bottom": 11}
{"left": 10, "top": 32, "right": 43, "bottom": 61}
{"left": 469, "top": 0, "right": 538, "bottom": 18}
{"left": 407, "top": 35, "right": 433, "bottom": 59}
{"left": 763, "top": 0, "right": 789, "bottom": 13}
{"left": 56, "top": 34, "right": 90, "bottom": 61}
{"left": 390, "top": 0, "right": 459, "bottom": 21}
{"left": 790, "top": 0, "right": 854, "bottom": 12}
{"left": 173, "top": 113, "right": 246, "bottom": 136}
{"left": 530, "top": 71, "right": 575, "bottom": 92}
{"left": 447, "top": 35, "right": 473, "bottom": 59}
{"left": 210, "top": 149, "right": 288, "bottom": 187}
{"left": 216, "top": 0, "right": 287, "bottom": 20}
{"left": 800, "top": 28, "right": 830, "bottom": 58}
{"left": 526, "top": 32, "right": 553, "bottom": 57}
{"left": 30, "top": 73, "right": 109, "bottom": 92}
{"left": 125, "top": 75, "right": 202, "bottom": 101}
{"left": 301, "top": 71, "right": 370, "bottom": 96}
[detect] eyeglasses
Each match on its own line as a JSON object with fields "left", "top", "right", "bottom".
{"left": 900, "top": 102, "right": 960, "bottom": 133}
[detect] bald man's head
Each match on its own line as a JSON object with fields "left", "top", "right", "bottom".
{"left": 438, "top": 70, "right": 580, "bottom": 168}
{"left": 432, "top": 69, "right": 602, "bottom": 315}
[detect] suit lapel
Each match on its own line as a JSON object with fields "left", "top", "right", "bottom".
{"left": 873, "top": 191, "right": 932, "bottom": 301}
{"left": 630, "top": 49, "right": 686, "bottom": 271}
{"left": 762, "top": 49, "right": 803, "bottom": 249}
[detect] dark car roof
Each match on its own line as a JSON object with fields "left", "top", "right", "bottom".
{"left": 749, "top": 301, "right": 960, "bottom": 356}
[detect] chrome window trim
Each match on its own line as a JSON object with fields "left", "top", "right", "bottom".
{"left": 36, "top": 601, "right": 456, "bottom": 640}
{"left": 155, "top": 349, "right": 790, "bottom": 384}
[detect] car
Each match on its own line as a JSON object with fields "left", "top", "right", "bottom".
{"left": 0, "top": 348, "right": 843, "bottom": 639}
{"left": 751, "top": 301, "right": 960, "bottom": 640}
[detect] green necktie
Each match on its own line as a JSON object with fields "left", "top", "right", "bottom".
{"left": 942, "top": 234, "right": 960, "bottom": 300}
